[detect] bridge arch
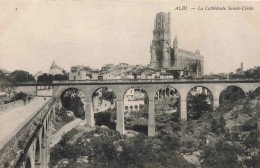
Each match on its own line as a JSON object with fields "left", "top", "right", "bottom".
{"left": 41, "top": 126, "right": 45, "bottom": 143}
{"left": 187, "top": 84, "right": 214, "bottom": 96}
{"left": 58, "top": 87, "right": 87, "bottom": 121}
{"left": 45, "top": 118, "right": 48, "bottom": 134}
{"left": 152, "top": 85, "right": 181, "bottom": 99}
{"left": 223, "top": 84, "right": 247, "bottom": 96}
{"left": 253, "top": 85, "right": 260, "bottom": 92}
{"left": 122, "top": 86, "right": 149, "bottom": 102}
{"left": 35, "top": 137, "right": 40, "bottom": 164}
{"left": 25, "top": 157, "right": 32, "bottom": 168}
{"left": 90, "top": 87, "right": 117, "bottom": 129}
{"left": 186, "top": 85, "right": 214, "bottom": 120}
{"left": 123, "top": 87, "right": 149, "bottom": 135}
{"left": 91, "top": 87, "right": 117, "bottom": 111}
{"left": 219, "top": 85, "right": 246, "bottom": 105}
{"left": 54, "top": 86, "right": 87, "bottom": 100}
{"left": 153, "top": 86, "right": 181, "bottom": 132}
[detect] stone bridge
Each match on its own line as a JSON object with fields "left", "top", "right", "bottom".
{"left": 0, "top": 98, "right": 56, "bottom": 168}
{"left": 52, "top": 79, "right": 260, "bottom": 136}
{"left": 1, "top": 79, "right": 259, "bottom": 167}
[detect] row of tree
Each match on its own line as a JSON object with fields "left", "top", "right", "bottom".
{"left": 0, "top": 70, "right": 35, "bottom": 94}
{"left": 0, "top": 70, "right": 35, "bottom": 84}
{"left": 37, "top": 73, "right": 68, "bottom": 83}
{"left": 230, "top": 66, "right": 260, "bottom": 79}
{"left": 0, "top": 69, "right": 69, "bottom": 91}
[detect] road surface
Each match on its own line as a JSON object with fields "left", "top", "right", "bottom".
{"left": 0, "top": 97, "right": 51, "bottom": 148}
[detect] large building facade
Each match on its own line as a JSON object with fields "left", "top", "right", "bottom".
{"left": 150, "top": 12, "right": 204, "bottom": 77}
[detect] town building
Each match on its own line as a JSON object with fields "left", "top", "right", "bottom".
{"left": 69, "top": 65, "right": 91, "bottom": 80}
{"left": 236, "top": 62, "right": 244, "bottom": 74}
{"left": 49, "top": 60, "right": 64, "bottom": 75}
{"left": 119, "top": 63, "right": 129, "bottom": 68}
{"left": 124, "top": 88, "right": 145, "bottom": 112}
{"left": 149, "top": 12, "right": 204, "bottom": 78}
{"left": 101, "top": 64, "right": 113, "bottom": 73}
{"left": 91, "top": 69, "right": 99, "bottom": 80}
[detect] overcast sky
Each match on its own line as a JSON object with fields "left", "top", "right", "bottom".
{"left": 0, "top": 0, "right": 260, "bottom": 74}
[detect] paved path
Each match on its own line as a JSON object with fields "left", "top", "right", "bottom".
{"left": 50, "top": 118, "right": 85, "bottom": 147}
{"left": 0, "top": 97, "right": 51, "bottom": 148}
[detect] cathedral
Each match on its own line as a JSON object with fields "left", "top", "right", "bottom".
{"left": 150, "top": 12, "right": 204, "bottom": 78}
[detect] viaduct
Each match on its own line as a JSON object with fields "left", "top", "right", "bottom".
{"left": 52, "top": 79, "right": 260, "bottom": 136}
{"left": 0, "top": 79, "right": 259, "bottom": 168}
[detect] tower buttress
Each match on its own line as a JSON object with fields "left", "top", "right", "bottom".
{"left": 173, "top": 36, "right": 178, "bottom": 49}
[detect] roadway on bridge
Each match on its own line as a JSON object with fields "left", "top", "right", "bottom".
{"left": 0, "top": 97, "right": 51, "bottom": 148}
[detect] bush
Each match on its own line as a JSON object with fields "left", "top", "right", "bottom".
{"left": 211, "top": 116, "right": 226, "bottom": 134}
{"left": 13, "top": 92, "right": 27, "bottom": 101}
{"left": 126, "top": 124, "right": 148, "bottom": 135}
{"left": 95, "top": 112, "right": 111, "bottom": 125}
{"left": 94, "top": 112, "right": 116, "bottom": 130}
{"left": 56, "top": 108, "right": 74, "bottom": 123}
{"left": 242, "top": 118, "right": 257, "bottom": 131}
{"left": 244, "top": 131, "right": 259, "bottom": 148}
{"left": 244, "top": 151, "right": 260, "bottom": 168}
{"left": 247, "top": 90, "right": 257, "bottom": 99}
{"left": 200, "top": 139, "right": 243, "bottom": 168}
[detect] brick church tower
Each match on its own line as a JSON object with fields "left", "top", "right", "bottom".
{"left": 150, "top": 12, "right": 172, "bottom": 69}
{"left": 149, "top": 12, "right": 204, "bottom": 78}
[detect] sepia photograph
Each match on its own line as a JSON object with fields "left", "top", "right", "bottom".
{"left": 0, "top": 0, "right": 260, "bottom": 167}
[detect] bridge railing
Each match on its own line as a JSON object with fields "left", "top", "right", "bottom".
{"left": 0, "top": 100, "right": 24, "bottom": 112}
{"left": 52, "top": 78, "right": 260, "bottom": 84}
{"left": 12, "top": 78, "right": 260, "bottom": 86}
{"left": 0, "top": 97, "right": 56, "bottom": 167}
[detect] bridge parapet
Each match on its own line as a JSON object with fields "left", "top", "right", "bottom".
{"left": 0, "top": 98, "right": 56, "bottom": 167}
{"left": 52, "top": 78, "right": 260, "bottom": 84}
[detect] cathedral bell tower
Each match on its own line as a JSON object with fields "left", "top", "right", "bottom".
{"left": 150, "top": 12, "right": 171, "bottom": 69}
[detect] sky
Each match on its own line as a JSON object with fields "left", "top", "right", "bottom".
{"left": 0, "top": 0, "right": 260, "bottom": 75}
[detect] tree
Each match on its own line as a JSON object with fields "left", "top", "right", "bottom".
{"left": 0, "top": 70, "right": 10, "bottom": 91}
{"left": 211, "top": 116, "right": 226, "bottom": 134}
{"left": 102, "top": 89, "right": 116, "bottom": 104}
{"left": 187, "top": 94, "right": 212, "bottom": 120}
{"left": 0, "top": 70, "right": 16, "bottom": 98}
{"left": 219, "top": 86, "right": 246, "bottom": 104}
{"left": 37, "top": 73, "right": 53, "bottom": 83}
{"left": 53, "top": 74, "right": 68, "bottom": 81}
{"left": 9, "top": 70, "right": 35, "bottom": 83}
{"left": 244, "top": 66, "right": 260, "bottom": 79}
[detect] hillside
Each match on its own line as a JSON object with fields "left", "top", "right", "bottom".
{"left": 171, "top": 96, "right": 260, "bottom": 167}
{"left": 50, "top": 94, "right": 260, "bottom": 168}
